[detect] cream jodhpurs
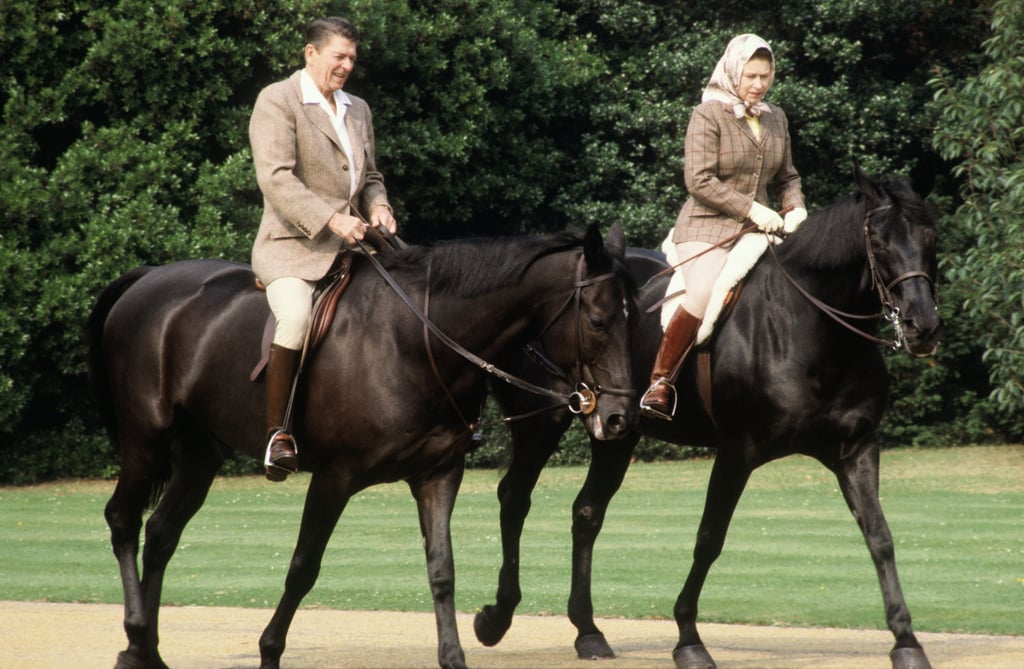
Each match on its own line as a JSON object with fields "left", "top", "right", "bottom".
{"left": 675, "top": 241, "right": 730, "bottom": 319}
{"left": 265, "top": 277, "right": 316, "bottom": 350}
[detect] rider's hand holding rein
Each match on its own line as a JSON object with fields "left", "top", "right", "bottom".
{"left": 369, "top": 202, "right": 397, "bottom": 234}
{"left": 329, "top": 204, "right": 396, "bottom": 247}
{"left": 748, "top": 201, "right": 784, "bottom": 233}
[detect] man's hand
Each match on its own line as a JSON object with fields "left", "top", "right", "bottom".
{"left": 327, "top": 212, "right": 367, "bottom": 246}
{"left": 369, "top": 204, "right": 397, "bottom": 234}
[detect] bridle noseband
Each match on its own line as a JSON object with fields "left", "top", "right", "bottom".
{"left": 862, "top": 204, "right": 935, "bottom": 350}
{"left": 528, "top": 253, "right": 636, "bottom": 416}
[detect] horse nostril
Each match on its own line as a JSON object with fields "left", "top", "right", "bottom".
{"left": 605, "top": 412, "right": 628, "bottom": 436}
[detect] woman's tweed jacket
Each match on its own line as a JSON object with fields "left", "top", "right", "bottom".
{"left": 672, "top": 100, "right": 804, "bottom": 245}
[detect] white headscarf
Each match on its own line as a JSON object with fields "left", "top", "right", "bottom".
{"left": 701, "top": 34, "right": 775, "bottom": 119}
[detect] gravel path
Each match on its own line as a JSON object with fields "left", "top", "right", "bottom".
{"left": 3, "top": 601, "right": 1023, "bottom": 669}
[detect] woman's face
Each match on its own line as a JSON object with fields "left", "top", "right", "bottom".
{"left": 737, "top": 57, "right": 773, "bottom": 105}
{"left": 305, "top": 34, "right": 357, "bottom": 98}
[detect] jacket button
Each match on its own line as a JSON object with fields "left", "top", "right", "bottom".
{"left": 342, "top": 164, "right": 349, "bottom": 171}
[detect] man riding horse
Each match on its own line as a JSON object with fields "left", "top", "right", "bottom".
{"left": 249, "top": 17, "right": 396, "bottom": 481}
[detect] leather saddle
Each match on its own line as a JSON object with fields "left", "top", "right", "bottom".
{"left": 250, "top": 253, "right": 354, "bottom": 382}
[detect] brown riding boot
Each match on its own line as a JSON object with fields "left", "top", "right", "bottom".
{"left": 639, "top": 307, "right": 702, "bottom": 421}
{"left": 264, "top": 344, "right": 301, "bottom": 482}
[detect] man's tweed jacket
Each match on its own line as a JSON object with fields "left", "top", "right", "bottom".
{"left": 250, "top": 71, "right": 390, "bottom": 284}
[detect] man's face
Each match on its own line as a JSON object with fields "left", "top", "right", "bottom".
{"left": 305, "top": 34, "right": 357, "bottom": 97}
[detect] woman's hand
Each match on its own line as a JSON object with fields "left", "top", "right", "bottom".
{"left": 784, "top": 207, "right": 808, "bottom": 233}
{"left": 748, "top": 201, "right": 784, "bottom": 233}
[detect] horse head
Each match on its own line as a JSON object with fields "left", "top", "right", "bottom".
{"left": 534, "top": 223, "right": 636, "bottom": 440}
{"left": 855, "top": 166, "right": 942, "bottom": 357}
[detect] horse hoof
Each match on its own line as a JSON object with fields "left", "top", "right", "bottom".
{"left": 115, "top": 650, "right": 169, "bottom": 669}
{"left": 575, "top": 632, "right": 615, "bottom": 659}
{"left": 673, "top": 643, "right": 717, "bottom": 669}
{"left": 891, "top": 646, "right": 933, "bottom": 669}
{"left": 473, "top": 606, "right": 511, "bottom": 647}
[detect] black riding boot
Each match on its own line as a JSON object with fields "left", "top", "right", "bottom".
{"left": 264, "top": 344, "right": 300, "bottom": 481}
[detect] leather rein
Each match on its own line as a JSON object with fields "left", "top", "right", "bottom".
{"left": 765, "top": 203, "right": 935, "bottom": 350}
{"left": 647, "top": 203, "right": 933, "bottom": 351}
{"left": 355, "top": 232, "right": 631, "bottom": 422}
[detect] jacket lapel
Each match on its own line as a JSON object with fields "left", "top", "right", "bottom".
{"left": 302, "top": 103, "right": 344, "bottom": 152}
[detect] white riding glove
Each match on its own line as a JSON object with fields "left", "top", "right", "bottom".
{"left": 783, "top": 207, "right": 808, "bottom": 233}
{"left": 748, "top": 201, "right": 784, "bottom": 233}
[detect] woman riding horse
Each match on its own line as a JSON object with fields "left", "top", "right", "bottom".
{"left": 641, "top": 33, "right": 807, "bottom": 420}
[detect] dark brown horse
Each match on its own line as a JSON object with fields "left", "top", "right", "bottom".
{"left": 88, "top": 224, "right": 636, "bottom": 669}
{"left": 474, "top": 170, "right": 942, "bottom": 669}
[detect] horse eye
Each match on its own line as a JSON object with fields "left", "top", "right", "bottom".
{"left": 588, "top": 316, "right": 607, "bottom": 331}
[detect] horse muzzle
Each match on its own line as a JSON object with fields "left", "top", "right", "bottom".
{"left": 902, "top": 313, "right": 943, "bottom": 358}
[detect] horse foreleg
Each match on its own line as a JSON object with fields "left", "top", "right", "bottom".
{"left": 410, "top": 458, "right": 468, "bottom": 669}
{"left": 474, "top": 417, "right": 563, "bottom": 647}
{"left": 568, "top": 437, "right": 637, "bottom": 660}
{"left": 259, "top": 473, "right": 350, "bottom": 669}
{"left": 673, "top": 452, "right": 751, "bottom": 669}
{"left": 832, "top": 446, "right": 933, "bottom": 669}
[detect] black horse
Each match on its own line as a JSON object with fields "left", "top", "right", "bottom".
{"left": 474, "top": 170, "right": 942, "bottom": 669}
{"left": 88, "top": 225, "right": 636, "bottom": 669}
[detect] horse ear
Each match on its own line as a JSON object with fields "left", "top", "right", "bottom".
{"left": 853, "top": 161, "right": 886, "bottom": 205}
{"left": 583, "top": 223, "right": 613, "bottom": 272}
{"left": 605, "top": 222, "right": 626, "bottom": 260}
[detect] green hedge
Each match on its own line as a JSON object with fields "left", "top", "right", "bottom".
{"left": 0, "top": 0, "right": 1014, "bottom": 483}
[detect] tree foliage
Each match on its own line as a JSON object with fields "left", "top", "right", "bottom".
{"left": 0, "top": 0, "right": 1012, "bottom": 482}
{"left": 931, "top": 0, "right": 1024, "bottom": 439}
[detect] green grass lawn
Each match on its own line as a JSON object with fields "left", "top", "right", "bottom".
{"left": 2, "top": 445, "right": 1021, "bottom": 636}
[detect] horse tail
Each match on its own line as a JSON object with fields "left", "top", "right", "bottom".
{"left": 87, "top": 266, "right": 169, "bottom": 506}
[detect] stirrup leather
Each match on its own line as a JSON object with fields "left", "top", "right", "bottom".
{"left": 264, "top": 429, "right": 299, "bottom": 473}
{"left": 639, "top": 378, "right": 677, "bottom": 420}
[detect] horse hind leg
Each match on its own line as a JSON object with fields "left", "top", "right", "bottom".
{"left": 105, "top": 427, "right": 174, "bottom": 669}
{"left": 106, "top": 428, "right": 222, "bottom": 669}
{"left": 673, "top": 452, "right": 751, "bottom": 669}
{"left": 831, "top": 445, "right": 933, "bottom": 669}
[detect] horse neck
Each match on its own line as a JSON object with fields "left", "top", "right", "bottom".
{"left": 431, "top": 248, "right": 584, "bottom": 361}
{"left": 774, "top": 200, "right": 877, "bottom": 311}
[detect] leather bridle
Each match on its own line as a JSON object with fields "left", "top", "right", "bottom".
{"left": 355, "top": 238, "right": 634, "bottom": 430}
{"left": 768, "top": 203, "right": 936, "bottom": 350}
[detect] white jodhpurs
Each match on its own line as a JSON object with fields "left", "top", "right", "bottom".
{"left": 675, "top": 241, "right": 730, "bottom": 320}
{"left": 265, "top": 277, "right": 316, "bottom": 350}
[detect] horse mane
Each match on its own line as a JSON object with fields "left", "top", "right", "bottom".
{"left": 777, "top": 177, "right": 931, "bottom": 270}
{"left": 378, "top": 231, "right": 589, "bottom": 299}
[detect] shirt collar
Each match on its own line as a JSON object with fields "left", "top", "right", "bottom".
{"left": 300, "top": 69, "right": 351, "bottom": 110}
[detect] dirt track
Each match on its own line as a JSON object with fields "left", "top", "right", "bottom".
{"left": 3, "top": 601, "right": 1023, "bottom": 669}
